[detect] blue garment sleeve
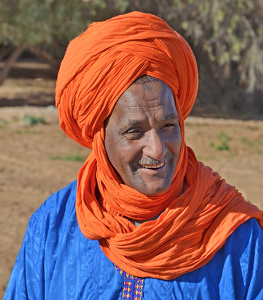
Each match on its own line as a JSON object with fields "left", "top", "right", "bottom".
{"left": 4, "top": 181, "right": 78, "bottom": 300}
{"left": 220, "top": 218, "right": 263, "bottom": 300}
{"left": 170, "top": 218, "right": 263, "bottom": 300}
{"left": 4, "top": 202, "right": 47, "bottom": 299}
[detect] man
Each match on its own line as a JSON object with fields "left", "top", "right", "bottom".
{"left": 4, "top": 11, "right": 263, "bottom": 300}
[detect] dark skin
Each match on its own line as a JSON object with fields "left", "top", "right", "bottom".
{"left": 104, "top": 80, "right": 182, "bottom": 196}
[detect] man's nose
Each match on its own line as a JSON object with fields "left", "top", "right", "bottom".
{"left": 143, "top": 130, "right": 167, "bottom": 161}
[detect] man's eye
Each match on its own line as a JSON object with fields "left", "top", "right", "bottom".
{"left": 123, "top": 129, "right": 142, "bottom": 139}
{"left": 163, "top": 123, "right": 177, "bottom": 128}
{"left": 126, "top": 129, "right": 139, "bottom": 134}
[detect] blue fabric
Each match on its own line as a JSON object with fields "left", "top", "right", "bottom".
{"left": 4, "top": 180, "right": 263, "bottom": 300}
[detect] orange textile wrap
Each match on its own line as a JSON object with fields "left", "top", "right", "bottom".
{"left": 55, "top": 12, "right": 263, "bottom": 280}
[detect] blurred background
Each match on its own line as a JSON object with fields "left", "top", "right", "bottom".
{"left": 1, "top": 0, "right": 263, "bottom": 298}
{"left": 1, "top": 0, "right": 263, "bottom": 115}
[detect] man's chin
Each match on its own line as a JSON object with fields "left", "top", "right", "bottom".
{"left": 135, "top": 181, "right": 172, "bottom": 196}
{"left": 122, "top": 171, "right": 173, "bottom": 195}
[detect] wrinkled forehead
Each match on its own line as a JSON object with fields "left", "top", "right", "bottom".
{"left": 105, "top": 78, "right": 179, "bottom": 127}
{"left": 122, "top": 80, "right": 175, "bottom": 107}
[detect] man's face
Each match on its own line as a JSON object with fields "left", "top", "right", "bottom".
{"left": 104, "top": 80, "right": 182, "bottom": 195}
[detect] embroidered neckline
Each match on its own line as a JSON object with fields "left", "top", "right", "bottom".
{"left": 115, "top": 265, "right": 144, "bottom": 300}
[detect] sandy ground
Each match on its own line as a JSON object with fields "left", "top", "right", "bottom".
{"left": 0, "top": 76, "right": 263, "bottom": 298}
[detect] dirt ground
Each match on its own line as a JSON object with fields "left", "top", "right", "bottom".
{"left": 0, "top": 68, "right": 263, "bottom": 298}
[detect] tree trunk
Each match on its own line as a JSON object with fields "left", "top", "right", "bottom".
{"left": 0, "top": 46, "right": 14, "bottom": 61}
{"left": 29, "top": 46, "right": 60, "bottom": 73}
{"left": 0, "top": 46, "right": 24, "bottom": 86}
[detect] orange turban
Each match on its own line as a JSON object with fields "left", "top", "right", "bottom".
{"left": 56, "top": 11, "right": 263, "bottom": 280}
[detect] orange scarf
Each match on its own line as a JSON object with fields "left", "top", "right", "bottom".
{"left": 56, "top": 12, "right": 263, "bottom": 280}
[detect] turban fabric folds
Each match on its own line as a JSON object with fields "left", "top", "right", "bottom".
{"left": 56, "top": 12, "right": 263, "bottom": 280}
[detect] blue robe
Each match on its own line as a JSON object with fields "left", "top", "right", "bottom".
{"left": 4, "top": 180, "right": 263, "bottom": 299}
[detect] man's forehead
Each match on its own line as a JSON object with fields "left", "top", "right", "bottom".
{"left": 106, "top": 78, "right": 179, "bottom": 128}
{"left": 123, "top": 111, "right": 178, "bottom": 125}
{"left": 116, "top": 101, "right": 179, "bottom": 127}
{"left": 118, "top": 82, "right": 174, "bottom": 107}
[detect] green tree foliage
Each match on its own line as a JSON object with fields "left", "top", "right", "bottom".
{"left": 155, "top": 0, "right": 263, "bottom": 95}
{"left": 83, "top": 0, "right": 263, "bottom": 112}
{"left": 127, "top": 0, "right": 263, "bottom": 112}
{"left": 0, "top": 0, "right": 94, "bottom": 83}
{"left": 1, "top": 0, "right": 263, "bottom": 113}
{"left": 0, "top": 0, "right": 89, "bottom": 55}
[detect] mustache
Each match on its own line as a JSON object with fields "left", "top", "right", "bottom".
{"left": 138, "top": 153, "right": 172, "bottom": 166}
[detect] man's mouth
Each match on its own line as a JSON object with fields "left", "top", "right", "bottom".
{"left": 138, "top": 162, "right": 166, "bottom": 169}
